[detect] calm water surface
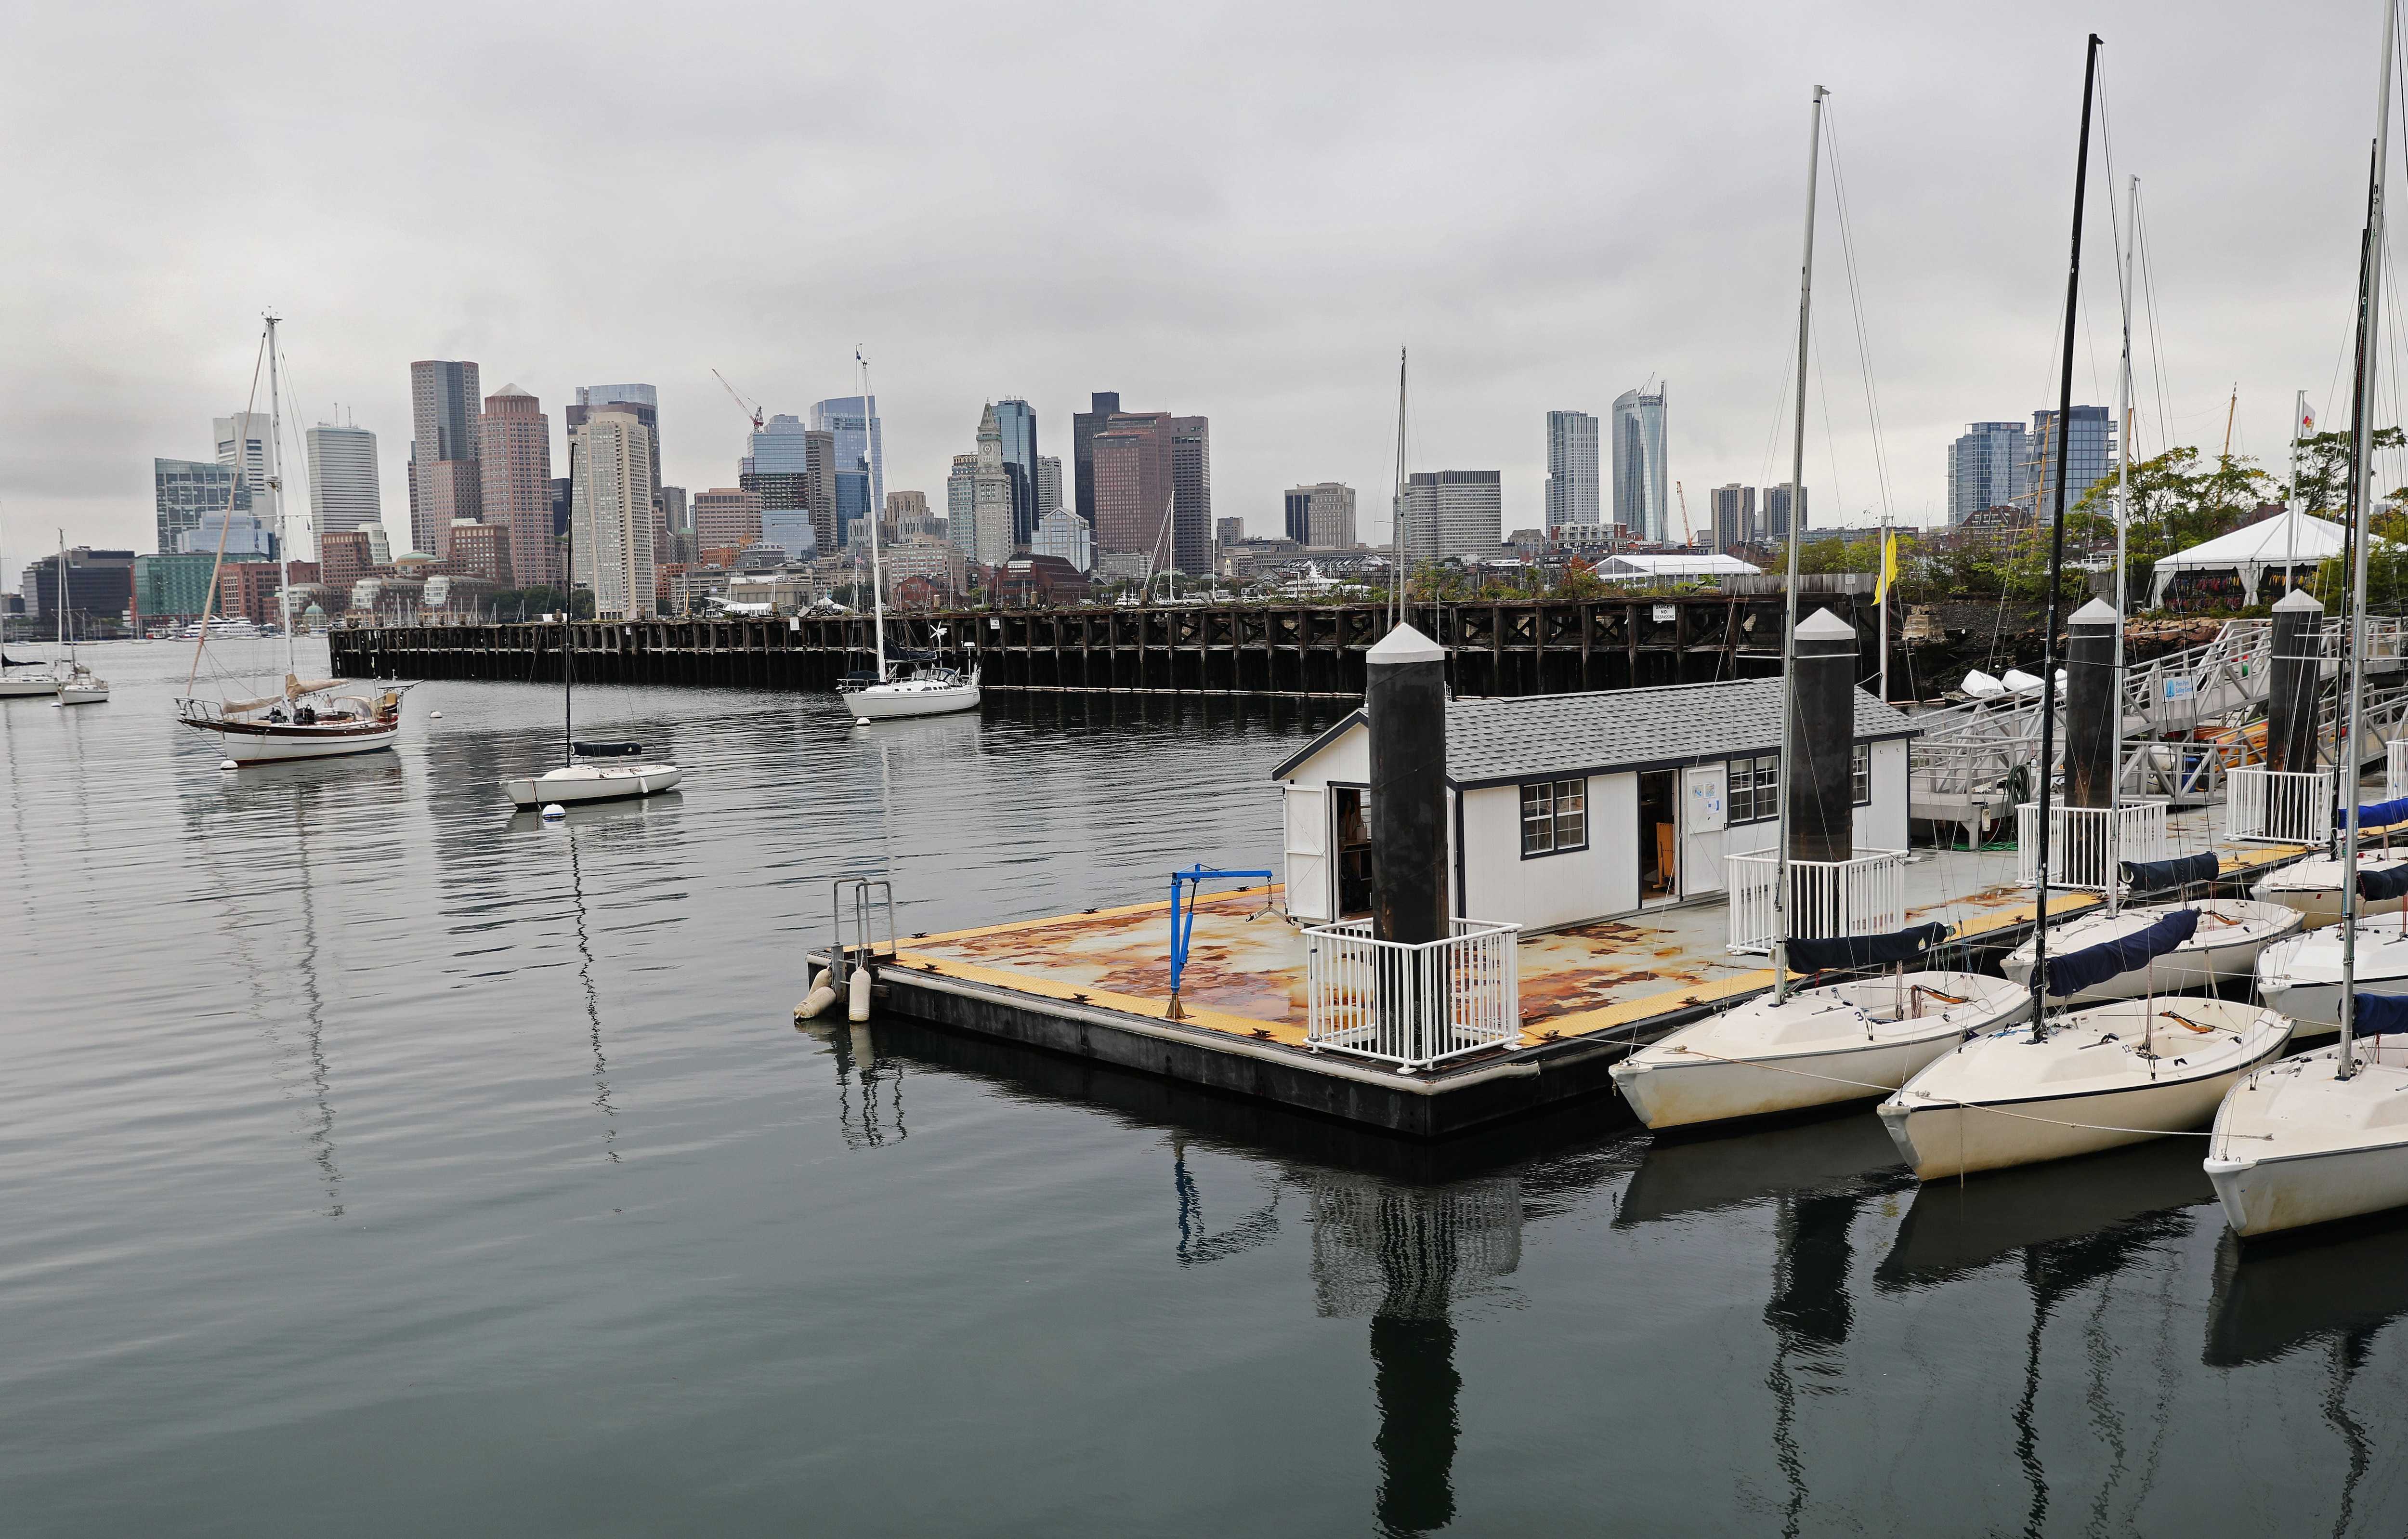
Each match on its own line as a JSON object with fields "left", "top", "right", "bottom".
{"left": 9, "top": 639, "right": 2408, "bottom": 1536}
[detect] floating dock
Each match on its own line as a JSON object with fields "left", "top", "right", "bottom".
{"left": 876, "top": 835, "right": 2311, "bottom": 1138}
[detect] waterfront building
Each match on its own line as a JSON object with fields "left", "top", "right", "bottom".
{"left": 2023, "top": 406, "right": 2116, "bottom": 518}
{"left": 1763, "top": 482, "right": 1807, "bottom": 540}
{"left": 1283, "top": 482, "right": 1357, "bottom": 549}
{"left": 1032, "top": 507, "right": 1094, "bottom": 572}
{"left": 694, "top": 487, "right": 765, "bottom": 552}
{"left": 19, "top": 548, "right": 135, "bottom": 624}
{"left": 811, "top": 394, "right": 883, "bottom": 536}
{"left": 1036, "top": 454, "right": 1062, "bottom": 516}
{"left": 154, "top": 458, "right": 247, "bottom": 556}
{"left": 991, "top": 398, "right": 1040, "bottom": 548}
{"left": 946, "top": 405, "right": 1018, "bottom": 569}
{"left": 476, "top": 385, "right": 553, "bottom": 589}
{"left": 445, "top": 520, "right": 511, "bottom": 584}
{"left": 305, "top": 423, "right": 381, "bottom": 552}
{"left": 1610, "top": 385, "right": 1669, "bottom": 543}
{"left": 1545, "top": 410, "right": 1602, "bottom": 532}
{"left": 406, "top": 360, "right": 482, "bottom": 558}
{"left": 996, "top": 554, "right": 1093, "bottom": 606}
{"left": 1709, "top": 484, "right": 1756, "bottom": 552}
{"left": 1072, "top": 391, "right": 1121, "bottom": 525}
{"left": 319, "top": 529, "right": 376, "bottom": 599}
{"left": 135, "top": 551, "right": 262, "bottom": 623}
{"left": 1400, "top": 471, "right": 1503, "bottom": 563}
{"left": 178, "top": 512, "right": 278, "bottom": 559}
{"left": 879, "top": 537, "right": 968, "bottom": 597}
{"left": 570, "top": 408, "right": 658, "bottom": 619}
{"left": 1946, "top": 421, "right": 2030, "bottom": 526}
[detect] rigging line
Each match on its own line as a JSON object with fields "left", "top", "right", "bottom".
{"left": 2134, "top": 184, "right": 2176, "bottom": 461}
{"left": 1822, "top": 103, "right": 1897, "bottom": 522}
{"left": 187, "top": 328, "right": 270, "bottom": 694}
{"left": 1811, "top": 323, "right": 1845, "bottom": 527}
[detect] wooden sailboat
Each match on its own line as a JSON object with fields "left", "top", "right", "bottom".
{"left": 176, "top": 315, "right": 406, "bottom": 763}
{"left": 838, "top": 350, "right": 981, "bottom": 724}
{"left": 2207, "top": 0, "right": 2408, "bottom": 1238}
{"left": 1880, "top": 36, "right": 2289, "bottom": 1182}
{"left": 1609, "top": 87, "right": 2025, "bottom": 1133}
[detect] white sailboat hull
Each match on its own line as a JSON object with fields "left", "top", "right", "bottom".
{"left": 0, "top": 675, "right": 63, "bottom": 698}
{"left": 189, "top": 719, "right": 402, "bottom": 763}
{"left": 54, "top": 683, "right": 108, "bottom": 705}
{"left": 1610, "top": 972, "right": 2029, "bottom": 1130}
{"left": 844, "top": 681, "right": 981, "bottom": 720}
{"left": 2207, "top": 1040, "right": 2408, "bottom": 1236}
{"left": 2252, "top": 855, "right": 2408, "bottom": 927}
{"left": 1997, "top": 900, "right": 2302, "bottom": 1004}
{"left": 502, "top": 763, "right": 682, "bottom": 807}
{"left": 1877, "top": 999, "right": 2290, "bottom": 1181}
{"left": 2256, "top": 924, "right": 2408, "bottom": 1039}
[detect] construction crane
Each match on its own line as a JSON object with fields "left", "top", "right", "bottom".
{"left": 713, "top": 369, "right": 764, "bottom": 434}
{"left": 1675, "top": 480, "right": 1695, "bottom": 547}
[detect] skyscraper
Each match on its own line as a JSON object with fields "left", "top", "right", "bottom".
{"left": 1708, "top": 484, "right": 1757, "bottom": 552}
{"left": 1284, "top": 483, "right": 1357, "bottom": 548}
{"left": 154, "top": 458, "right": 247, "bottom": 556}
{"left": 215, "top": 411, "right": 277, "bottom": 539}
{"left": 1090, "top": 411, "right": 1176, "bottom": 566}
{"left": 1169, "top": 416, "right": 1212, "bottom": 575}
{"left": 477, "top": 385, "right": 552, "bottom": 589}
{"left": 406, "top": 360, "right": 482, "bottom": 557}
{"left": 1763, "top": 482, "right": 1807, "bottom": 541}
{"left": 1611, "top": 385, "right": 1668, "bottom": 542}
{"left": 569, "top": 383, "right": 661, "bottom": 539}
{"left": 740, "top": 414, "right": 815, "bottom": 558}
{"left": 1035, "top": 455, "right": 1063, "bottom": 517}
{"left": 693, "top": 488, "right": 765, "bottom": 552}
{"left": 1946, "top": 421, "right": 2031, "bottom": 524}
{"left": 306, "top": 424, "right": 381, "bottom": 552}
{"left": 570, "top": 408, "right": 656, "bottom": 619}
{"left": 811, "top": 395, "right": 883, "bottom": 539}
{"left": 991, "top": 399, "right": 1040, "bottom": 549}
{"left": 947, "top": 404, "right": 1017, "bottom": 569}
{"left": 2022, "top": 406, "right": 2116, "bottom": 518}
{"left": 1401, "top": 471, "right": 1503, "bottom": 562}
{"left": 1072, "top": 391, "right": 1122, "bottom": 525}
{"left": 1544, "top": 410, "right": 1601, "bottom": 531}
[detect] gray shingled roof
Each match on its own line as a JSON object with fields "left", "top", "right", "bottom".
{"left": 1270, "top": 676, "right": 1921, "bottom": 786}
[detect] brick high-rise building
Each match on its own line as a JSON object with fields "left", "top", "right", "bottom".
{"left": 1072, "top": 391, "right": 1122, "bottom": 525}
{"left": 407, "top": 360, "right": 482, "bottom": 558}
{"left": 477, "top": 384, "right": 553, "bottom": 589}
{"left": 694, "top": 487, "right": 765, "bottom": 552}
{"left": 1090, "top": 409, "right": 1174, "bottom": 564}
{"left": 445, "top": 520, "right": 511, "bottom": 584}
{"left": 319, "top": 529, "right": 375, "bottom": 603}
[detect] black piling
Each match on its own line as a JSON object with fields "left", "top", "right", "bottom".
{"left": 1787, "top": 608, "right": 1858, "bottom": 865}
{"left": 2063, "top": 598, "right": 2119, "bottom": 809}
{"left": 2264, "top": 588, "right": 2324, "bottom": 778}
{"left": 1367, "top": 623, "right": 1450, "bottom": 946}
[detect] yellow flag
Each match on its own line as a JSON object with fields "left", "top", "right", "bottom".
{"left": 1875, "top": 528, "right": 1898, "bottom": 603}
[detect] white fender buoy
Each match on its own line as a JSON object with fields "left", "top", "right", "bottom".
{"left": 854, "top": 717, "right": 872, "bottom": 726}
{"left": 541, "top": 802, "right": 567, "bottom": 821}
{"left": 847, "top": 965, "right": 872, "bottom": 1022}
{"left": 220, "top": 759, "right": 239, "bottom": 770}
{"left": 1962, "top": 670, "right": 2005, "bottom": 699}
{"left": 795, "top": 974, "right": 839, "bottom": 1021}
{"left": 429, "top": 710, "right": 444, "bottom": 720}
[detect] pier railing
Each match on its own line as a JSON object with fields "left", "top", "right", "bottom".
{"left": 2226, "top": 767, "right": 2334, "bottom": 845}
{"left": 1303, "top": 918, "right": 1521, "bottom": 1072}
{"left": 2391, "top": 737, "right": 2408, "bottom": 799}
{"left": 2015, "top": 801, "right": 2170, "bottom": 891}
{"left": 1727, "top": 851, "right": 1908, "bottom": 955}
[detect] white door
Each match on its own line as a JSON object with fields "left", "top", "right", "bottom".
{"left": 1283, "top": 786, "right": 1331, "bottom": 922}
{"left": 1682, "top": 764, "right": 1728, "bottom": 897}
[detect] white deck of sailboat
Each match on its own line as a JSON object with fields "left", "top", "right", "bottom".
{"left": 896, "top": 803, "right": 2303, "bottom": 1053}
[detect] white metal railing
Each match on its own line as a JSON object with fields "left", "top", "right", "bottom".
{"left": 2015, "top": 800, "right": 2170, "bottom": 891}
{"left": 2227, "top": 766, "right": 2335, "bottom": 845}
{"left": 1727, "top": 850, "right": 1909, "bottom": 955}
{"left": 2392, "top": 737, "right": 2408, "bottom": 799}
{"left": 1303, "top": 917, "right": 1521, "bottom": 1072}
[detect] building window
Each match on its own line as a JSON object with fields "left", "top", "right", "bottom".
{"left": 1729, "top": 755, "right": 1780, "bottom": 824}
{"left": 1852, "top": 743, "right": 1871, "bottom": 805}
{"left": 1520, "top": 778, "right": 1588, "bottom": 857}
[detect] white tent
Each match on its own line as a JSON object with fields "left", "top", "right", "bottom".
{"left": 1594, "top": 552, "right": 1763, "bottom": 581}
{"left": 2147, "top": 510, "right": 2349, "bottom": 607}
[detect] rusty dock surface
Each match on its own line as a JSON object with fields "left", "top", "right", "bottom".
{"left": 877, "top": 837, "right": 2311, "bottom": 1137}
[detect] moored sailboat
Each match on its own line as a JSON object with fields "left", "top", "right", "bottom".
{"left": 47, "top": 530, "right": 108, "bottom": 706}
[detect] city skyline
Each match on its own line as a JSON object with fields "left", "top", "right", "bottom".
{"left": 2, "top": 2, "right": 2394, "bottom": 571}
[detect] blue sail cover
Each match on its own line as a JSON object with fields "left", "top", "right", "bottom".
{"left": 2043, "top": 907, "right": 2200, "bottom": 997}
{"left": 2358, "top": 797, "right": 2408, "bottom": 830}
{"left": 2358, "top": 864, "right": 2408, "bottom": 902}
{"left": 1786, "top": 922, "right": 1951, "bottom": 973}
{"left": 2119, "top": 852, "right": 2220, "bottom": 893}
{"left": 2349, "top": 994, "right": 2408, "bottom": 1034}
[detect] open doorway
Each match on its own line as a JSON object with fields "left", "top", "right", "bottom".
{"left": 1638, "top": 769, "right": 1679, "bottom": 904}
{"left": 1334, "top": 787, "right": 1373, "bottom": 918}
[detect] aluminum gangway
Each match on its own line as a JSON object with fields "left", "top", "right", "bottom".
{"left": 1908, "top": 617, "right": 2405, "bottom": 839}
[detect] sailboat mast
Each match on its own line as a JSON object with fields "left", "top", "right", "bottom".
{"left": 563, "top": 451, "right": 576, "bottom": 765}
{"left": 2107, "top": 173, "right": 2136, "bottom": 919}
{"left": 1391, "top": 347, "right": 1408, "bottom": 631}
{"left": 2028, "top": 34, "right": 2103, "bottom": 1040}
{"left": 2341, "top": 0, "right": 2395, "bottom": 1079}
{"left": 55, "top": 529, "right": 68, "bottom": 660}
{"left": 1771, "top": 83, "right": 1825, "bottom": 1007}
{"left": 265, "top": 314, "right": 296, "bottom": 680}
{"left": 861, "top": 350, "right": 888, "bottom": 680}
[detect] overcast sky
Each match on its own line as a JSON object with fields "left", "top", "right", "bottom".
{"left": 0, "top": 0, "right": 2397, "bottom": 574}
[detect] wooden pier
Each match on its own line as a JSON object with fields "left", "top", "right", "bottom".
{"left": 328, "top": 593, "right": 1879, "bottom": 700}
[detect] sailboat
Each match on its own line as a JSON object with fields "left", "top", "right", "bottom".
{"left": 1997, "top": 176, "right": 2302, "bottom": 1003}
{"left": 1879, "top": 37, "right": 2290, "bottom": 1182}
{"left": 44, "top": 530, "right": 109, "bottom": 706}
{"left": 501, "top": 420, "right": 681, "bottom": 810}
{"left": 176, "top": 315, "right": 406, "bottom": 763}
{"left": 2206, "top": 0, "right": 2408, "bottom": 1238}
{"left": 0, "top": 520, "right": 74, "bottom": 698}
{"left": 838, "top": 350, "right": 981, "bottom": 724}
{"left": 1609, "top": 87, "right": 2026, "bottom": 1133}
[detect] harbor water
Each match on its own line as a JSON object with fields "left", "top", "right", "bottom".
{"left": 12, "top": 639, "right": 2408, "bottom": 1535}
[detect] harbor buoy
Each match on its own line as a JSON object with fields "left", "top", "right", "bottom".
{"left": 541, "top": 802, "right": 567, "bottom": 821}
{"left": 220, "top": 759, "right": 239, "bottom": 770}
{"left": 855, "top": 717, "right": 872, "bottom": 726}
{"left": 429, "top": 710, "right": 444, "bottom": 720}
{"left": 847, "top": 965, "right": 873, "bottom": 1022}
